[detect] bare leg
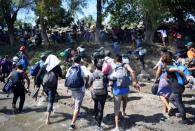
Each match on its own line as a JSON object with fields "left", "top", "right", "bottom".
{"left": 115, "top": 112, "right": 120, "bottom": 129}
{"left": 122, "top": 96, "right": 128, "bottom": 116}
{"left": 71, "top": 109, "right": 80, "bottom": 124}
{"left": 160, "top": 96, "right": 171, "bottom": 113}
{"left": 45, "top": 112, "right": 51, "bottom": 125}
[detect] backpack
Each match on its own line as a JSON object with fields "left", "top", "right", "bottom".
{"left": 102, "top": 58, "right": 112, "bottom": 75}
{"left": 114, "top": 64, "right": 131, "bottom": 87}
{"left": 42, "top": 71, "right": 57, "bottom": 89}
{"left": 18, "top": 56, "right": 28, "bottom": 70}
{"left": 3, "top": 70, "right": 24, "bottom": 92}
{"left": 166, "top": 65, "right": 188, "bottom": 86}
{"left": 29, "top": 63, "right": 40, "bottom": 76}
{"left": 65, "top": 65, "right": 84, "bottom": 91}
{"left": 92, "top": 70, "right": 106, "bottom": 95}
{"left": 2, "top": 79, "right": 13, "bottom": 93}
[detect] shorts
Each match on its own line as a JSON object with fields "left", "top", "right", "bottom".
{"left": 114, "top": 94, "right": 128, "bottom": 114}
{"left": 71, "top": 91, "right": 84, "bottom": 111}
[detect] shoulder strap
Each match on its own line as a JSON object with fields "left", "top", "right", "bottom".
{"left": 115, "top": 63, "right": 125, "bottom": 70}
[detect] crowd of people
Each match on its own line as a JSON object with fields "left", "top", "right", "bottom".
{"left": 0, "top": 39, "right": 195, "bottom": 131}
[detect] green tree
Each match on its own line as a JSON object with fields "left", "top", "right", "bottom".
{"left": 162, "top": 0, "right": 195, "bottom": 33}
{"left": 34, "top": 0, "right": 62, "bottom": 46}
{"left": 106, "top": 0, "right": 140, "bottom": 28}
{"left": 80, "top": 15, "right": 95, "bottom": 28}
{"left": 0, "top": 0, "right": 32, "bottom": 45}
{"left": 67, "top": 0, "right": 88, "bottom": 17}
{"left": 96, "top": 0, "right": 108, "bottom": 43}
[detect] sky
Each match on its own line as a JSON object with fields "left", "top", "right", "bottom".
{"left": 17, "top": 0, "right": 99, "bottom": 26}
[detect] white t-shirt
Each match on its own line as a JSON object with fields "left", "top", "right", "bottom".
{"left": 66, "top": 63, "right": 89, "bottom": 92}
{"left": 158, "top": 30, "right": 167, "bottom": 38}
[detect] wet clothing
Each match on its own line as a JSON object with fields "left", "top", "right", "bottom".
{"left": 43, "top": 65, "right": 62, "bottom": 112}
{"left": 43, "top": 55, "right": 62, "bottom": 112}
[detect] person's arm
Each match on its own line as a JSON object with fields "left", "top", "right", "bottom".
{"left": 155, "top": 65, "right": 162, "bottom": 83}
{"left": 168, "top": 68, "right": 187, "bottom": 81}
{"left": 125, "top": 64, "right": 140, "bottom": 91}
{"left": 7, "top": 72, "right": 12, "bottom": 80}
{"left": 23, "top": 72, "right": 30, "bottom": 90}
{"left": 188, "top": 66, "right": 195, "bottom": 71}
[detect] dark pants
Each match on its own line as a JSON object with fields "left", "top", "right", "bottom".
{"left": 169, "top": 93, "right": 186, "bottom": 121}
{"left": 139, "top": 55, "right": 145, "bottom": 70}
{"left": 92, "top": 94, "right": 107, "bottom": 127}
{"left": 44, "top": 87, "right": 56, "bottom": 112}
{"left": 12, "top": 87, "right": 25, "bottom": 112}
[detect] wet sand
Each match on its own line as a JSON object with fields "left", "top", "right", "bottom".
{"left": 0, "top": 79, "right": 195, "bottom": 131}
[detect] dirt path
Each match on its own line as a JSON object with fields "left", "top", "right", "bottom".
{"left": 0, "top": 79, "right": 195, "bottom": 131}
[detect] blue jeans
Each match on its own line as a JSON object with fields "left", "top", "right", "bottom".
{"left": 44, "top": 87, "right": 56, "bottom": 112}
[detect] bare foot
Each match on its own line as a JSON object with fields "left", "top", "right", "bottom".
{"left": 45, "top": 119, "right": 50, "bottom": 125}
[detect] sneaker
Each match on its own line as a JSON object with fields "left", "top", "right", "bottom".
{"left": 178, "top": 120, "right": 189, "bottom": 125}
{"left": 112, "top": 127, "right": 120, "bottom": 131}
{"left": 69, "top": 124, "right": 76, "bottom": 130}
{"left": 122, "top": 112, "right": 126, "bottom": 116}
{"left": 175, "top": 113, "right": 182, "bottom": 118}
{"left": 96, "top": 126, "right": 103, "bottom": 131}
{"left": 168, "top": 108, "right": 174, "bottom": 116}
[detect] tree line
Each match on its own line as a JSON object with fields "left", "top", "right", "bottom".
{"left": 0, "top": 0, "right": 195, "bottom": 46}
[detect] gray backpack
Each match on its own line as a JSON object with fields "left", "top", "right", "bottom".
{"left": 92, "top": 70, "right": 106, "bottom": 95}
{"left": 43, "top": 71, "right": 57, "bottom": 88}
{"left": 114, "top": 64, "right": 131, "bottom": 87}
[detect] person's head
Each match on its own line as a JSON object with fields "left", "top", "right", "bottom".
{"left": 17, "top": 63, "right": 23, "bottom": 71}
{"left": 19, "top": 46, "right": 26, "bottom": 52}
{"left": 96, "top": 60, "right": 103, "bottom": 70}
{"left": 74, "top": 55, "right": 81, "bottom": 64}
{"left": 105, "top": 50, "right": 111, "bottom": 57}
{"left": 40, "top": 54, "right": 47, "bottom": 61}
{"left": 160, "top": 47, "right": 167, "bottom": 56}
{"left": 80, "top": 44, "right": 85, "bottom": 49}
{"left": 186, "top": 42, "right": 193, "bottom": 49}
{"left": 161, "top": 52, "right": 173, "bottom": 65}
{"left": 115, "top": 54, "right": 122, "bottom": 63}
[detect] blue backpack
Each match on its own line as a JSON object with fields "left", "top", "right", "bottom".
{"left": 168, "top": 65, "right": 189, "bottom": 86}
{"left": 65, "top": 65, "right": 84, "bottom": 91}
{"left": 29, "top": 63, "right": 40, "bottom": 76}
{"left": 18, "top": 56, "right": 28, "bottom": 70}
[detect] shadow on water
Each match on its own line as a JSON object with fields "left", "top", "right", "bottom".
{"left": 50, "top": 112, "right": 72, "bottom": 124}
{"left": 0, "top": 106, "right": 47, "bottom": 115}
{"left": 128, "top": 96, "right": 142, "bottom": 102}
{"left": 104, "top": 113, "right": 167, "bottom": 130}
{"left": 0, "top": 97, "right": 12, "bottom": 100}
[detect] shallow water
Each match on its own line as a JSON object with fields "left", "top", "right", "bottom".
{"left": 0, "top": 81, "right": 195, "bottom": 131}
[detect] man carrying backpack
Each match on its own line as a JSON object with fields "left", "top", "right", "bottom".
{"left": 65, "top": 55, "right": 89, "bottom": 130}
{"left": 7, "top": 64, "right": 30, "bottom": 114}
{"left": 109, "top": 55, "right": 140, "bottom": 131}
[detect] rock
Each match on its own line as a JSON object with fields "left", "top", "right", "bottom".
{"left": 137, "top": 73, "right": 151, "bottom": 81}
